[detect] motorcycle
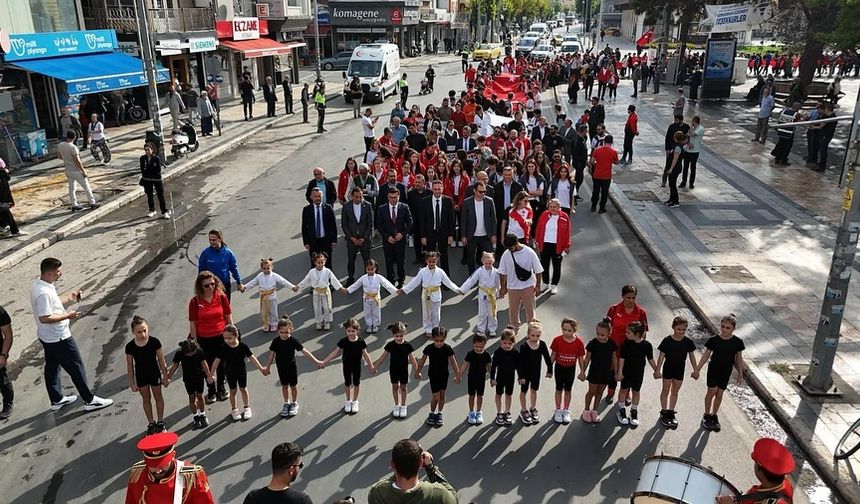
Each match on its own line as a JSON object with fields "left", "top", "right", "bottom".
{"left": 170, "top": 120, "right": 199, "bottom": 158}
{"left": 124, "top": 95, "right": 147, "bottom": 123}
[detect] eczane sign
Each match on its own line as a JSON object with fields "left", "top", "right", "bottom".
{"left": 232, "top": 17, "right": 260, "bottom": 40}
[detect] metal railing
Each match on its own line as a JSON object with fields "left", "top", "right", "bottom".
{"left": 83, "top": 6, "right": 214, "bottom": 34}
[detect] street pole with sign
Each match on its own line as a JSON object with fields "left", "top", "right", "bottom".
{"left": 800, "top": 92, "right": 860, "bottom": 395}
{"left": 133, "top": 0, "right": 166, "bottom": 162}
{"left": 313, "top": 0, "right": 322, "bottom": 81}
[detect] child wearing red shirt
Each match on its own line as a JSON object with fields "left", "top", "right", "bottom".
{"left": 549, "top": 317, "right": 586, "bottom": 425}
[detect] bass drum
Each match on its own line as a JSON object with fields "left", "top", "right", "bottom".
{"left": 632, "top": 455, "right": 739, "bottom": 504}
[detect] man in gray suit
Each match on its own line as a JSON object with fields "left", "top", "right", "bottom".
{"left": 341, "top": 187, "right": 373, "bottom": 286}
{"left": 559, "top": 118, "right": 577, "bottom": 164}
{"left": 460, "top": 181, "right": 497, "bottom": 274}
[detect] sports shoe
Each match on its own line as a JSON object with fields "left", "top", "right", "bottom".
{"left": 629, "top": 409, "right": 639, "bottom": 428}
{"left": 83, "top": 395, "right": 114, "bottom": 411}
{"left": 660, "top": 409, "right": 672, "bottom": 428}
{"left": 554, "top": 409, "right": 564, "bottom": 424}
{"left": 344, "top": 401, "right": 352, "bottom": 413}
{"left": 667, "top": 202, "right": 680, "bottom": 208}
{"left": 529, "top": 407, "right": 540, "bottom": 423}
{"left": 701, "top": 413, "right": 713, "bottom": 430}
{"left": 540, "top": 283, "right": 549, "bottom": 293}
{"left": 147, "top": 421, "right": 157, "bottom": 435}
{"left": 192, "top": 415, "right": 202, "bottom": 429}
{"left": 206, "top": 392, "right": 216, "bottom": 404}
{"left": 199, "top": 414, "right": 209, "bottom": 428}
{"left": 392, "top": 406, "right": 400, "bottom": 418}
{"left": 669, "top": 410, "right": 678, "bottom": 430}
{"left": 562, "top": 410, "right": 573, "bottom": 424}
{"left": 520, "top": 409, "right": 533, "bottom": 424}
{"left": 50, "top": 395, "right": 78, "bottom": 411}
{"left": 316, "top": 323, "right": 323, "bottom": 331}
{"left": 588, "top": 410, "right": 598, "bottom": 423}
{"left": 504, "top": 412, "right": 513, "bottom": 426}
{"left": 550, "top": 285, "right": 558, "bottom": 295}
{"left": 427, "top": 412, "right": 437, "bottom": 426}
{"left": 468, "top": 411, "right": 477, "bottom": 425}
{"left": 616, "top": 407, "right": 629, "bottom": 425}
{"left": 216, "top": 391, "right": 228, "bottom": 402}
{"left": 323, "top": 322, "right": 331, "bottom": 331}
{"left": 0, "top": 403, "right": 13, "bottom": 419}
{"left": 231, "top": 408, "right": 242, "bottom": 421}
{"left": 155, "top": 421, "right": 166, "bottom": 432}
{"left": 495, "top": 412, "right": 505, "bottom": 426}
{"left": 289, "top": 403, "right": 299, "bottom": 416}
{"left": 89, "top": 202, "right": 101, "bottom": 209}
{"left": 581, "top": 409, "right": 592, "bottom": 423}
{"left": 281, "top": 403, "right": 291, "bottom": 417}
{"left": 399, "top": 405, "right": 407, "bottom": 418}
{"left": 147, "top": 211, "right": 158, "bottom": 218}
{"left": 351, "top": 401, "right": 359, "bottom": 413}
{"left": 11, "top": 230, "right": 28, "bottom": 236}
{"left": 475, "top": 411, "right": 484, "bottom": 424}
{"left": 242, "top": 406, "right": 252, "bottom": 420}
{"left": 435, "top": 412, "right": 444, "bottom": 426}
{"left": 162, "top": 211, "right": 171, "bottom": 220}
{"left": 71, "top": 205, "right": 84, "bottom": 212}
{"left": 711, "top": 414, "right": 721, "bottom": 432}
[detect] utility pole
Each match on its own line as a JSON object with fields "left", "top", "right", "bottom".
{"left": 312, "top": 0, "right": 322, "bottom": 81}
{"left": 801, "top": 91, "right": 860, "bottom": 394}
{"left": 133, "top": 0, "right": 165, "bottom": 162}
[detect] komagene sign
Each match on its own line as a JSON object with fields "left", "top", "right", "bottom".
{"left": 329, "top": 2, "right": 419, "bottom": 26}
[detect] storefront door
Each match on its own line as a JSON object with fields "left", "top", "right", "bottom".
{"left": 168, "top": 56, "right": 190, "bottom": 86}
{"left": 30, "top": 74, "right": 59, "bottom": 137}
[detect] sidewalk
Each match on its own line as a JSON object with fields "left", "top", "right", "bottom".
{"left": 0, "top": 78, "right": 341, "bottom": 272}
{"left": 555, "top": 80, "right": 860, "bottom": 500}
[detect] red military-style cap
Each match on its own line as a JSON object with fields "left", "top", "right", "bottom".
{"left": 137, "top": 432, "right": 179, "bottom": 470}
{"left": 751, "top": 438, "right": 795, "bottom": 476}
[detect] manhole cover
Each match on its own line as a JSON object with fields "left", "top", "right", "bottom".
{"left": 701, "top": 265, "right": 760, "bottom": 283}
{"left": 624, "top": 190, "right": 661, "bottom": 202}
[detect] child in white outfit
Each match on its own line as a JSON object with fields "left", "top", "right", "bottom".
{"left": 293, "top": 252, "right": 344, "bottom": 330}
{"left": 459, "top": 251, "right": 501, "bottom": 336}
{"left": 397, "top": 251, "right": 461, "bottom": 336}
{"left": 346, "top": 259, "right": 397, "bottom": 334}
{"left": 241, "top": 258, "right": 294, "bottom": 332}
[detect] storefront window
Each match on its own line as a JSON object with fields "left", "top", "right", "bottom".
{"left": 29, "top": 0, "right": 81, "bottom": 32}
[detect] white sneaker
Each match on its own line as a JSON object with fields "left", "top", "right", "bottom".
{"left": 475, "top": 411, "right": 484, "bottom": 424}
{"left": 162, "top": 211, "right": 171, "bottom": 220}
{"left": 343, "top": 401, "right": 352, "bottom": 413}
{"left": 550, "top": 285, "right": 558, "bottom": 295}
{"left": 540, "top": 283, "right": 549, "bottom": 292}
{"left": 400, "top": 405, "right": 407, "bottom": 418}
{"left": 553, "top": 409, "right": 564, "bottom": 423}
{"left": 289, "top": 402, "right": 299, "bottom": 416}
{"left": 351, "top": 400, "right": 359, "bottom": 413}
{"left": 83, "top": 395, "right": 113, "bottom": 411}
{"left": 242, "top": 406, "right": 252, "bottom": 420}
{"left": 51, "top": 395, "right": 78, "bottom": 411}
{"left": 562, "top": 410, "right": 573, "bottom": 424}
{"left": 147, "top": 211, "right": 158, "bottom": 218}
{"left": 231, "top": 408, "right": 242, "bottom": 421}
{"left": 392, "top": 406, "right": 400, "bottom": 418}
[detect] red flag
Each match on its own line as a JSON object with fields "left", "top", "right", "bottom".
{"left": 636, "top": 30, "right": 654, "bottom": 47}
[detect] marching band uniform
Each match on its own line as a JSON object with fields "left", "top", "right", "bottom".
{"left": 401, "top": 266, "right": 460, "bottom": 334}
{"left": 244, "top": 271, "right": 294, "bottom": 331}
{"left": 720, "top": 438, "right": 795, "bottom": 504}
{"left": 125, "top": 432, "right": 214, "bottom": 504}
{"left": 296, "top": 266, "right": 343, "bottom": 330}
{"left": 347, "top": 273, "right": 397, "bottom": 334}
{"left": 459, "top": 265, "right": 501, "bottom": 336}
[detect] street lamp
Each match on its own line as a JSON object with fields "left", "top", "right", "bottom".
{"left": 312, "top": 0, "right": 322, "bottom": 81}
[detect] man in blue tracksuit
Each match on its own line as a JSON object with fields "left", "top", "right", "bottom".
{"left": 198, "top": 229, "right": 243, "bottom": 300}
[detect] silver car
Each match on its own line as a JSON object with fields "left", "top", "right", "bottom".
{"left": 321, "top": 51, "right": 353, "bottom": 71}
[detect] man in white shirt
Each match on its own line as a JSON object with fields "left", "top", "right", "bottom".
{"left": 30, "top": 257, "right": 113, "bottom": 412}
{"left": 497, "top": 234, "right": 543, "bottom": 330}
{"left": 361, "top": 108, "right": 378, "bottom": 152}
{"left": 57, "top": 131, "right": 100, "bottom": 212}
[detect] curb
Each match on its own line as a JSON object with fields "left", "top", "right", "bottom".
{"left": 0, "top": 90, "right": 341, "bottom": 274}
{"left": 551, "top": 82, "right": 858, "bottom": 503}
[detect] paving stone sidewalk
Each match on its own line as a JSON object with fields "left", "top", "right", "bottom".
{"left": 556, "top": 80, "right": 860, "bottom": 501}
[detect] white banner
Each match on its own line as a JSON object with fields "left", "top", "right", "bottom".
{"left": 699, "top": 3, "right": 770, "bottom": 34}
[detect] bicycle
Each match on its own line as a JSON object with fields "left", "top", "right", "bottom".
{"left": 834, "top": 416, "right": 860, "bottom": 460}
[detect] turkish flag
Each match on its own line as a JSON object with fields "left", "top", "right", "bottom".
{"left": 636, "top": 30, "right": 654, "bottom": 47}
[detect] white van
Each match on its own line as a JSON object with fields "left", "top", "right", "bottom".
{"left": 342, "top": 43, "right": 400, "bottom": 103}
{"left": 529, "top": 22, "right": 550, "bottom": 37}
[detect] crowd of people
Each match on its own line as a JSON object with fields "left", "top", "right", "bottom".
{"left": 743, "top": 49, "right": 860, "bottom": 78}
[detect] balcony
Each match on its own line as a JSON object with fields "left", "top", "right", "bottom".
{"left": 83, "top": 6, "right": 214, "bottom": 34}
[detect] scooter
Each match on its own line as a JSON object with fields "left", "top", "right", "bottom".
{"left": 170, "top": 119, "right": 199, "bottom": 158}
{"left": 419, "top": 78, "right": 431, "bottom": 95}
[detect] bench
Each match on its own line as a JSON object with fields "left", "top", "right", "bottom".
{"left": 772, "top": 80, "right": 830, "bottom": 109}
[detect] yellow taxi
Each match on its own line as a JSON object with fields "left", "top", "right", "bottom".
{"left": 472, "top": 43, "right": 502, "bottom": 60}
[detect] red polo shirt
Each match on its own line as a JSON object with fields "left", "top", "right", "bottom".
{"left": 188, "top": 292, "right": 231, "bottom": 338}
{"left": 591, "top": 145, "right": 618, "bottom": 180}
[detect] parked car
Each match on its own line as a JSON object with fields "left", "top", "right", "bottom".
{"left": 563, "top": 34, "right": 580, "bottom": 42}
{"left": 530, "top": 44, "right": 556, "bottom": 60}
{"left": 472, "top": 43, "right": 502, "bottom": 60}
{"left": 559, "top": 41, "right": 583, "bottom": 54}
{"left": 321, "top": 51, "right": 353, "bottom": 71}
{"left": 523, "top": 31, "right": 542, "bottom": 40}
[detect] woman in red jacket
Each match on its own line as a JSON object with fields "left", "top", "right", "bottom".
{"left": 605, "top": 284, "right": 648, "bottom": 403}
{"left": 337, "top": 157, "right": 358, "bottom": 204}
{"left": 534, "top": 198, "right": 571, "bottom": 295}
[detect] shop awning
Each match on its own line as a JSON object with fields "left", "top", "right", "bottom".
{"left": 8, "top": 51, "right": 170, "bottom": 95}
{"left": 219, "top": 38, "right": 306, "bottom": 58}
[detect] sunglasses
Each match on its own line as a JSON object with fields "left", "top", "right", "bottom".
{"left": 204, "top": 282, "right": 216, "bottom": 288}
{"left": 477, "top": 190, "right": 486, "bottom": 194}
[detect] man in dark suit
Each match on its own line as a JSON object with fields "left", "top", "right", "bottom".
{"left": 419, "top": 180, "right": 455, "bottom": 272}
{"left": 341, "top": 187, "right": 373, "bottom": 285}
{"left": 531, "top": 116, "right": 548, "bottom": 144}
{"left": 305, "top": 167, "right": 337, "bottom": 206}
{"left": 301, "top": 188, "right": 337, "bottom": 265}
{"left": 455, "top": 126, "right": 476, "bottom": 153}
{"left": 406, "top": 174, "right": 432, "bottom": 263}
{"left": 559, "top": 118, "right": 577, "bottom": 163}
{"left": 465, "top": 170, "right": 495, "bottom": 201}
{"left": 376, "top": 187, "right": 413, "bottom": 288}
{"left": 405, "top": 124, "right": 427, "bottom": 152}
{"left": 300, "top": 83, "right": 310, "bottom": 123}
{"left": 460, "top": 181, "right": 496, "bottom": 274}
{"left": 493, "top": 166, "right": 524, "bottom": 256}
{"left": 281, "top": 74, "right": 294, "bottom": 114}
{"left": 263, "top": 76, "right": 278, "bottom": 118}
{"left": 378, "top": 168, "right": 407, "bottom": 202}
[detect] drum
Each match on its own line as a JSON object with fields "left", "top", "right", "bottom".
{"left": 631, "top": 455, "right": 739, "bottom": 504}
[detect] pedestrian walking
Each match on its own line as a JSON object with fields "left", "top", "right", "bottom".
{"left": 57, "top": 131, "right": 99, "bottom": 211}
{"left": 377, "top": 187, "right": 413, "bottom": 288}
{"left": 31, "top": 257, "right": 114, "bottom": 412}
{"left": 263, "top": 76, "right": 278, "bottom": 118}
{"left": 314, "top": 83, "right": 327, "bottom": 133}
{"left": 534, "top": 199, "right": 571, "bottom": 295}
{"left": 210, "top": 325, "right": 268, "bottom": 422}
{"left": 680, "top": 115, "right": 703, "bottom": 189}
{"left": 460, "top": 183, "right": 496, "bottom": 274}
{"left": 197, "top": 91, "right": 215, "bottom": 136}
{"left": 361, "top": 108, "right": 378, "bottom": 152}
{"left": 664, "top": 131, "right": 685, "bottom": 207}
{"left": 301, "top": 83, "right": 310, "bottom": 123}
{"left": 238, "top": 258, "right": 295, "bottom": 333}
{"left": 139, "top": 143, "right": 170, "bottom": 219}
{"left": 206, "top": 81, "right": 220, "bottom": 112}
{"left": 589, "top": 135, "right": 619, "bottom": 213}
{"left": 125, "top": 315, "right": 170, "bottom": 435}
{"left": 198, "top": 229, "right": 243, "bottom": 300}
{"left": 125, "top": 432, "right": 214, "bottom": 503}
{"left": 371, "top": 321, "right": 419, "bottom": 418}
{"left": 109, "top": 90, "right": 125, "bottom": 127}
{"left": 662, "top": 116, "right": 689, "bottom": 187}
{"left": 397, "top": 251, "right": 461, "bottom": 336}
{"left": 814, "top": 102, "right": 837, "bottom": 172}
{"left": 368, "top": 439, "right": 458, "bottom": 503}
{"left": 631, "top": 65, "right": 641, "bottom": 98}
{"left": 655, "top": 315, "right": 697, "bottom": 429}
{"left": 613, "top": 321, "right": 658, "bottom": 428}
{"left": 188, "top": 270, "right": 233, "bottom": 403}
{"left": 244, "top": 442, "right": 313, "bottom": 503}
{"left": 425, "top": 64, "right": 436, "bottom": 91}
{"left": 293, "top": 252, "right": 344, "bottom": 331}
{"left": 0, "top": 303, "right": 15, "bottom": 419}
{"left": 0, "top": 156, "right": 26, "bottom": 237}
{"left": 498, "top": 234, "right": 543, "bottom": 330}
{"left": 87, "top": 113, "right": 111, "bottom": 164}
{"left": 320, "top": 318, "right": 374, "bottom": 413}
{"left": 621, "top": 105, "right": 638, "bottom": 164}
{"left": 399, "top": 73, "right": 409, "bottom": 108}
{"left": 692, "top": 314, "right": 745, "bottom": 432}
{"left": 167, "top": 85, "right": 186, "bottom": 131}
{"left": 345, "top": 259, "right": 397, "bottom": 334}
{"left": 458, "top": 252, "right": 501, "bottom": 337}
{"left": 673, "top": 88, "right": 686, "bottom": 117}
{"left": 240, "top": 76, "right": 255, "bottom": 121}
{"left": 490, "top": 327, "right": 519, "bottom": 426}
{"left": 281, "top": 74, "right": 294, "bottom": 115}
{"left": 517, "top": 320, "right": 551, "bottom": 425}
{"left": 349, "top": 76, "right": 363, "bottom": 119}
{"left": 752, "top": 87, "right": 775, "bottom": 144}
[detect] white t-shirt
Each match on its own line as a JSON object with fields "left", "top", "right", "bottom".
{"left": 556, "top": 180, "right": 572, "bottom": 209}
{"left": 543, "top": 215, "right": 559, "bottom": 244}
{"left": 507, "top": 207, "right": 530, "bottom": 239}
{"left": 361, "top": 116, "right": 375, "bottom": 138}
{"left": 498, "top": 246, "right": 543, "bottom": 290}
{"left": 30, "top": 279, "right": 72, "bottom": 343}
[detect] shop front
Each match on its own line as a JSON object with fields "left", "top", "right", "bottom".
{"left": 215, "top": 17, "right": 305, "bottom": 99}
{"left": 0, "top": 29, "right": 169, "bottom": 162}
{"left": 328, "top": 0, "right": 420, "bottom": 56}
{"left": 153, "top": 32, "right": 219, "bottom": 90}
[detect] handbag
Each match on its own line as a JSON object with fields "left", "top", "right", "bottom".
{"left": 510, "top": 249, "right": 533, "bottom": 282}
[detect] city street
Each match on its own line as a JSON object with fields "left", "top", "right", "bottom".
{"left": 0, "top": 54, "right": 831, "bottom": 503}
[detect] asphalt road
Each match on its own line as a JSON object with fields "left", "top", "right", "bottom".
{"left": 0, "top": 55, "right": 811, "bottom": 503}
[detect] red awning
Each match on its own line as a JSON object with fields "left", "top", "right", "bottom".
{"left": 219, "top": 38, "right": 306, "bottom": 58}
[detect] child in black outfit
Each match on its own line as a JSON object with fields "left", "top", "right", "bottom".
{"left": 517, "top": 320, "right": 552, "bottom": 425}
{"left": 655, "top": 316, "right": 698, "bottom": 429}
{"left": 211, "top": 325, "right": 269, "bottom": 422}
{"left": 167, "top": 338, "right": 213, "bottom": 429}
{"left": 125, "top": 315, "right": 170, "bottom": 435}
{"left": 321, "top": 318, "right": 374, "bottom": 414}
{"left": 264, "top": 315, "right": 323, "bottom": 418}
{"left": 456, "top": 333, "right": 492, "bottom": 425}
{"left": 416, "top": 326, "right": 460, "bottom": 427}
{"left": 692, "top": 314, "right": 745, "bottom": 432}
{"left": 372, "top": 322, "right": 419, "bottom": 419}
{"left": 581, "top": 318, "right": 617, "bottom": 423}
{"left": 615, "top": 321, "right": 658, "bottom": 428}
{"left": 491, "top": 327, "right": 520, "bottom": 426}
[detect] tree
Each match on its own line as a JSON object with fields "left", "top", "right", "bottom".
{"left": 628, "top": 0, "right": 705, "bottom": 83}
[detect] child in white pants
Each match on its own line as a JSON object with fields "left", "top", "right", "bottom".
{"left": 397, "top": 251, "right": 461, "bottom": 337}
{"left": 293, "top": 252, "right": 345, "bottom": 330}
{"left": 459, "top": 251, "right": 501, "bottom": 336}
{"left": 346, "top": 259, "right": 397, "bottom": 334}
{"left": 240, "top": 258, "right": 294, "bottom": 332}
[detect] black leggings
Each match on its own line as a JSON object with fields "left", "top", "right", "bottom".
{"left": 622, "top": 131, "right": 634, "bottom": 162}
{"left": 197, "top": 337, "right": 226, "bottom": 396}
{"left": 539, "top": 242, "right": 563, "bottom": 285}
{"left": 243, "top": 100, "right": 253, "bottom": 119}
{"left": 668, "top": 165, "right": 682, "bottom": 204}
{"left": 142, "top": 180, "right": 168, "bottom": 214}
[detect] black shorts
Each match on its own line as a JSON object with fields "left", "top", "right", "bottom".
{"left": 183, "top": 377, "right": 205, "bottom": 396}
{"left": 495, "top": 374, "right": 515, "bottom": 396}
{"left": 520, "top": 373, "right": 541, "bottom": 393}
{"left": 343, "top": 362, "right": 362, "bottom": 387}
{"left": 135, "top": 370, "right": 162, "bottom": 388}
{"left": 661, "top": 363, "right": 685, "bottom": 382}
{"left": 429, "top": 373, "right": 449, "bottom": 393}
{"left": 277, "top": 362, "right": 298, "bottom": 387}
{"left": 226, "top": 366, "right": 248, "bottom": 390}
{"left": 620, "top": 371, "right": 644, "bottom": 392}
{"left": 707, "top": 366, "right": 731, "bottom": 390}
{"left": 467, "top": 374, "right": 486, "bottom": 396}
{"left": 554, "top": 364, "right": 576, "bottom": 391}
{"left": 587, "top": 369, "right": 613, "bottom": 385}
{"left": 389, "top": 367, "right": 409, "bottom": 385}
